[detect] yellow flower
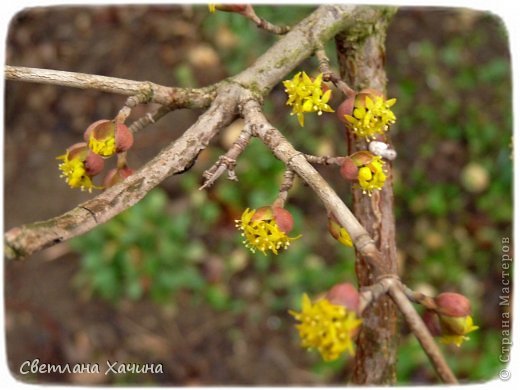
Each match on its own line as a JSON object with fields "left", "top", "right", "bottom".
{"left": 235, "top": 208, "right": 300, "bottom": 255}
{"left": 290, "top": 294, "right": 362, "bottom": 361}
{"left": 283, "top": 71, "right": 334, "bottom": 127}
{"left": 344, "top": 93, "right": 396, "bottom": 140}
{"left": 357, "top": 155, "right": 387, "bottom": 195}
{"left": 89, "top": 134, "right": 116, "bottom": 157}
{"left": 439, "top": 315, "right": 479, "bottom": 347}
{"left": 84, "top": 119, "right": 133, "bottom": 158}
{"left": 57, "top": 142, "right": 104, "bottom": 192}
{"left": 208, "top": 4, "right": 216, "bottom": 13}
{"left": 57, "top": 154, "right": 91, "bottom": 190}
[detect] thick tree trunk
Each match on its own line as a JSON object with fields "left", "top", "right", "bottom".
{"left": 335, "top": 8, "right": 399, "bottom": 385}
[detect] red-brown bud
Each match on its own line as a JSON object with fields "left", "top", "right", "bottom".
{"left": 215, "top": 4, "right": 248, "bottom": 13}
{"left": 84, "top": 151, "right": 105, "bottom": 176}
{"left": 359, "top": 88, "right": 384, "bottom": 99}
{"left": 251, "top": 206, "right": 294, "bottom": 234}
{"left": 326, "top": 283, "right": 359, "bottom": 312}
{"left": 336, "top": 96, "right": 355, "bottom": 124}
{"left": 422, "top": 309, "right": 441, "bottom": 336}
{"left": 434, "top": 292, "right": 471, "bottom": 318}
{"left": 103, "top": 166, "right": 134, "bottom": 188}
{"left": 65, "top": 142, "right": 105, "bottom": 176}
{"left": 272, "top": 206, "right": 294, "bottom": 234}
{"left": 114, "top": 122, "right": 134, "bottom": 153}
{"left": 350, "top": 150, "right": 376, "bottom": 167}
{"left": 251, "top": 206, "right": 273, "bottom": 222}
{"left": 83, "top": 119, "right": 111, "bottom": 143}
{"left": 339, "top": 157, "right": 359, "bottom": 181}
{"left": 66, "top": 142, "right": 90, "bottom": 160}
{"left": 84, "top": 119, "right": 134, "bottom": 155}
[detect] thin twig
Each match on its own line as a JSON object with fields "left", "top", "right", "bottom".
{"left": 5, "top": 5, "right": 359, "bottom": 260}
{"left": 273, "top": 169, "right": 296, "bottom": 208}
{"left": 315, "top": 45, "right": 355, "bottom": 97}
{"left": 4, "top": 87, "right": 240, "bottom": 260}
{"left": 199, "top": 124, "right": 253, "bottom": 190}
{"left": 243, "top": 5, "right": 290, "bottom": 35}
{"left": 241, "top": 99, "right": 389, "bottom": 277}
{"left": 128, "top": 106, "right": 172, "bottom": 134}
{"left": 115, "top": 92, "right": 153, "bottom": 123}
{"left": 388, "top": 283, "right": 458, "bottom": 384}
{"left": 304, "top": 154, "right": 344, "bottom": 166}
{"left": 402, "top": 285, "right": 438, "bottom": 311}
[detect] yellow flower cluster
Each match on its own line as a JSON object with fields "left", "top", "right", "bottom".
{"left": 344, "top": 95, "right": 397, "bottom": 140}
{"left": 208, "top": 4, "right": 216, "bottom": 13}
{"left": 88, "top": 133, "right": 116, "bottom": 157}
{"left": 283, "top": 72, "right": 334, "bottom": 127}
{"left": 439, "top": 315, "right": 479, "bottom": 347}
{"left": 235, "top": 208, "right": 300, "bottom": 255}
{"left": 57, "top": 153, "right": 97, "bottom": 192}
{"left": 357, "top": 155, "right": 387, "bottom": 195}
{"left": 290, "top": 294, "right": 362, "bottom": 361}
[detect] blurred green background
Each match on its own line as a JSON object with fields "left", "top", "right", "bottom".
{"left": 4, "top": 5, "right": 512, "bottom": 385}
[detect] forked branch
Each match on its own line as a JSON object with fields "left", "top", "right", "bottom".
{"left": 4, "top": 5, "right": 459, "bottom": 384}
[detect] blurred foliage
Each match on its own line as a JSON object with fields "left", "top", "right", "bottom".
{"left": 388, "top": 9, "right": 512, "bottom": 383}
{"left": 70, "top": 6, "right": 511, "bottom": 384}
{"left": 201, "top": 6, "right": 314, "bottom": 75}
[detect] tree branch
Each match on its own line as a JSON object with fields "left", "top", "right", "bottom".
{"left": 304, "top": 154, "right": 344, "bottom": 166}
{"left": 128, "top": 105, "right": 172, "bottom": 134}
{"left": 315, "top": 44, "right": 355, "bottom": 97}
{"left": 5, "top": 5, "right": 373, "bottom": 259}
{"left": 4, "top": 86, "right": 239, "bottom": 259}
{"left": 199, "top": 123, "right": 252, "bottom": 190}
{"left": 241, "top": 99, "right": 389, "bottom": 277}
{"left": 336, "top": 7, "right": 399, "bottom": 384}
{"left": 273, "top": 169, "right": 296, "bottom": 208}
{"left": 244, "top": 7, "right": 291, "bottom": 35}
{"left": 233, "top": 5, "right": 387, "bottom": 95}
{"left": 388, "top": 284, "right": 458, "bottom": 384}
{"left": 5, "top": 65, "right": 217, "bottom": 108}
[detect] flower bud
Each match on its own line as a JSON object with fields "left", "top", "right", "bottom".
{"left": 439, "top": 315, "right": 469, "bottom": 336}
{"left": 434, "top": 292, "right": 478, "bottom": 343}
{"left": 214, "top": 4, "right": 248, "bottom": 13}
{"left": 251, "top": 206, "right": 294, "bottom": 234}
{"left": 115, "top": 123, "right": 134, "bottom": 152}
{"left": 422, "top": 309, "right": 441, "bottom": 336}
{"left": 350, "top": 150, "right": 376, "bottom": 166}
{"left": 341, "top": 89, "right": 397, "bottom": 140}
{"left": 326, "top": 283, "right": 359, "bottom": 312}
{"left": 434, "top": 292, "right": 471, "bottom": 318}
{"left": 250, "top": 206, "right": 273, "bottom": 222}
{"left": 336, "top": 95, "right": 355, "bottom": 125}
{"left": 103, "top": 166, "right": 134, "bottom": 188}
{"left": 84, "top": 150, "right": 105, "bottom": 176}
{"left": 236, "top": 207, "right": 300, "bottom": 255}
{"left": 349, "top": 151, "right": 387, "bottom": 195}
{"left": 57, "top": 142, "right": 104, "bottom": 191}
{"left": 356, "top": 88, "right": 384, "bottom": 105}
{"left": 272, "top": 206, "right": 294, "bottom": 234}
{"left": 84, "top": 119, "right": 134, "bottom": 157}
{"left": 64, "top": 142, "right": 105, "bottom": 176}
{"left": 328, "top": 215, "right": 353, "bottom": 247}
{"left": 339, "top": 157, "right": 359, "bottom": 181}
